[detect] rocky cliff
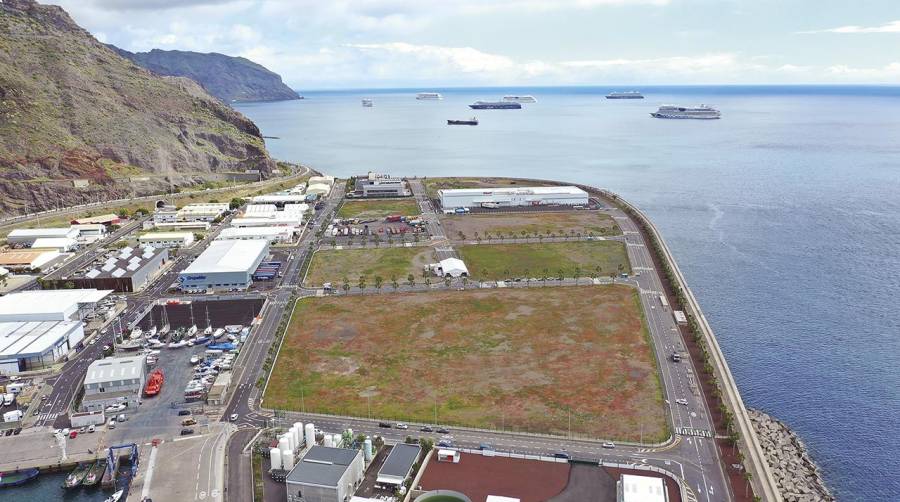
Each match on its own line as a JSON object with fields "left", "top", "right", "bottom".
{"left": 0, "top": 0, "right": 276, "bottom": 215}
{"left": 112, "top": 48, "right": 301, "bottom": 103}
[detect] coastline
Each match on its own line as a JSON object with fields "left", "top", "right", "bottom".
{"left": 749, "top": 409, "right": 835, "bottom": 502}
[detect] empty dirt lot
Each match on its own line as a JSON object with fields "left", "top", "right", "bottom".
{"left": 303, "top": 246, "right": 436, "bottom": 286}
{"left": 264, "top": 285, "right": 667, "bottom": 441}
{"left": 441, "top": 211, "right": 621, "bottom": 241}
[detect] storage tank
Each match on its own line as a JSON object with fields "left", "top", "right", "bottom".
{"left": 278, "top": 436, "right": 290, "bottom": 453}
{"left": 293, "top": 422, "right": 303, "bottom": 445}
{"left": 324, "top": 434, "right": 333, "bottom": 448}
{"left": 364, "top": 438, "right": 373, "bottom": 461}
{"left": 270, "top": 448, "right": 283, "bottom": 471}
{"left": 282, "top": 449, "right": 294, "bottom": 471}
{"left": 304, "top": 423, "right": 315, "bottom": 448}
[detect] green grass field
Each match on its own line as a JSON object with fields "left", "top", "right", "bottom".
{"left": 338, "top": 199, "right": 420, "bottom": 219}
{"left": 263, "top": 286, "right": 667, "bottom": 441}
{"left": 457, "top": 241, "right": 631, "bottom": 280}
{"left": 304, "top": 246, "right": 435, "bottom": 286}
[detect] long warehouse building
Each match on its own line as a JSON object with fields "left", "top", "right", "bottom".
{"left": 178, "top": 239, "right": 269, "bottom": 292}
{"left": 439, "top": 186, "right": 589, "bottom": 208}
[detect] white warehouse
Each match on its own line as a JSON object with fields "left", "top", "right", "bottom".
{"left": 82, "top": 355, "right": 146, "bottom": 412}
{"left": 138, "top": 232, "right": 195, "bottom": 249}
{"left": 7, "top": 227, "right": 79, "bottom": 247}
{"left": 178, "top": 239, "right": 269, "bottom": 292}
{"left": 216, "top": 226, "right": 294, "bottom": 244}
{"left": 439, "top": 186, "right": 589, "bottom": 208}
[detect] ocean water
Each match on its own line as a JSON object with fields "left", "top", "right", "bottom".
{"left": 237, "top": 86, "right": 900, "bottom": 501}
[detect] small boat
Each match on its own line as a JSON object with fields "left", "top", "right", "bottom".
{"left": 224, "top": 325, "right": 243, "bottom": 335}
{"left": 147, "top": 326, "right": 157, "bottom": 338}
{"left": 82, "top": 459, "right": 108, "bottom": 487}
{"left": 64, "top": 462, "right": 92, "bottom": 488}
{"left": 361, "top": 98, "right": 374, "bottom": 107}
{"left": 448, "top": 117, "right": 478, "bottom": 126}
{"left": 190, "top": 355, "right": 201, "bottom": 365}
{"left": 104, "top": 489, "right": 124, "bottom": 502}
{"left": 203, "top": 325, "right": 213, "bottom": 336}
{"left": 128, "top": 327, "right": 142, "bottom": 340}
{"left": 143, "top": 368, "right": 164, "bottom": 397}
{"left": 212, "top": 328, "right": 226, "bottom": 340}
{"left": 187, "top": 325, "right": 198, "bottom": 338}
{"left": 0, "top": 468, "right": 40, "bottom": 488}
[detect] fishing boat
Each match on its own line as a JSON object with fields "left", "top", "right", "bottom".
{"left": 224, "top": 325, "right": 243, "bottom": 335}
{"left": 82, "top": 459, "right": 108, "bottom": 487}
{"left": 64, "top": 462, "right": 92, "bottom": 488}
{"left": 147, "top": 326, "right": 157, "bottom": 338}
{"left": 212, "top": 328, "right": 226, "bottom": 340}
{"left": 448, "top": 117, "right": 478, "bottom": 126}
{"left": 203, "top": 325, "right": 213, "bottom": 336}
{"left": 128, "top": 327, "right": 142, "bottom": 340}
{"left": 0, "top": 468, "right": 40, "bottom": 488}
{"left": 187, "top": 325, "right": 198, "bottom": 338}
{"left": 143, "top": 368, "right": 164, "bottom": 397}
{"left": 104, "top": 489, "right": 124, "bottom": 502}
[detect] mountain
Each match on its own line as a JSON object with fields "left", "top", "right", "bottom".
{"left": 112, "top": 48, "right": 301, "bottom": 103}
{"left": 0, "top": 0, "right": 275, "bottom": 215}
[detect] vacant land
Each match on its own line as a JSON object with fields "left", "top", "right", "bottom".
{"left": 442, "top": 212, "right": 620, "bottom": 241}
{"left": 423, "top": 177, "right": 531, "bottom": 198}
{"left": 304, "top": 247, "right": 435, "bottom": 286}
{"left": 338, "top": 199, "right": 420, "bottom": 219}
{"left": 264, "top": 286, "right": 666, "bottom": 441}
{"left": 458, "top": 241, "right": 630, "bottom": 280}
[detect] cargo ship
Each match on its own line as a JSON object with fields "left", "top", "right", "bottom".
{"left": 82, "top": 459, "right": 108, "bottom": 487}
{"left": 0, "top": 468, "right": 39, "bottom": 488}
{"left": 469, "top": 101, "right": 521, "bottom": 109}
{"left": 64, "top": 462, "right": 92, "bottom": 488}
{"left": 447, "top": 117, "right": 478, "bottom": 126}
{"left": 143, "top": 368, "right": 164, "bottom": 397}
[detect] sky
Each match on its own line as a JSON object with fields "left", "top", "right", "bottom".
{"left": 53, "top": 0, "right": 900, "bottom": 89}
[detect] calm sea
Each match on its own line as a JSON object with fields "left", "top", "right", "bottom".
{"left": 236, "top": 85, "right": 900, "bottom": 501}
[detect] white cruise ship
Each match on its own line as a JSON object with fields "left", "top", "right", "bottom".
{"left": 650, "top": 105, "right": 721, "bottom": 120}
{"left": 502, "top": 95, "right": 537, "bottom": 103}
{"left": 416, "top": 92, "right": 443, "bottom": 100}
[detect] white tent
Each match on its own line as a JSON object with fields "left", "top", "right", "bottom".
{"left": 437, "top": 258, "right": 469, "bottom": 278}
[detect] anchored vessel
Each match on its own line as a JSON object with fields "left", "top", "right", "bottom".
{"left": 469, "top": 101, "right": 521, "bottom": 110}
{"left": 64, "top": 462, "right": 92, "bottom": 488}
{"left": 82, "top": 459, "right": 108, "bottom": 487}
{"left": 0, "top": 468, "right": 40, "bottom": 488}
{"left": 416, "top": 92, "right": 442, "bottom": 100}
{"left": 502, "top": 95, "right": 537, "bottom": 103}
{"left": 651, "top": 104, "right": 721, "bottom": 119}
{"left": 361, "top": 98, "right": 373, "bottom": 107}
{"left": 447, "top": 117, "right": 478, "bottom": 126}
{"left": 606, "top": 91, "right": 644, "bottom": 99}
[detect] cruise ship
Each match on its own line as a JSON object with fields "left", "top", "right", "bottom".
{"left": 606, "top": 91, "right": 644, "bottom": 99}
{"left": 650, "top": 105, "right": 721, "bottom": 120}
{"left": 469, "top": 100, "right": 522, "bottom": 110}
{"left": 502, "top": 95, "right": 537, "bottom": 103}
{"left": 416, "top": 92, "right": 443, "bottom": 100}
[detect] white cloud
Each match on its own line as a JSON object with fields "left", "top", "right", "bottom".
{"left": 826, "top": 63, "right": 900, "bottom": 80}
{"left": 798, "top": 20, "right": 900, "bottom": 34}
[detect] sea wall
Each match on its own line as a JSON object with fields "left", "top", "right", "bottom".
{"left": 749, "top": 409, "right": 834, "bottom": 502}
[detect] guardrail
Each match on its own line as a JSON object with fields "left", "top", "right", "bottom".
{"left": 600, "top": 189, "right": 781, "bottom": 502}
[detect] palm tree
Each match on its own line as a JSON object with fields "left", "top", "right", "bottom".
{"left": 573, "top": 266, "right": 581, "bottom": 285}
{"left": 330, "top": 238, "right": 337, "bottom": 248}
{"left": 407, "top": 274, "right": 415, "bottom": 287}
{"left": 744, "top": 471, "right": 753, "bottom": 497}
{"left": 503, "top": 268, "right": 511, "bottom": 279}
{"left": 461, "top": 277, "right": 468, "bottom": 288}
{"left": 358, "top": 276, "right": 367, "bottom": 290}
{"left": 374, "top": 275, "right": 384, "bottom": 290}
{"left": 342, "top": 281, "right": 350, "bottom": 294}
{"left": 520, "top": 230, "right": 527, "bottom": 241}
{"left": 444, "top": 277, "right": 451, "bottom": 288}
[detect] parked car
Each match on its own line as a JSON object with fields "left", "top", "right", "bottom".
{"left": 108, "top": 419, "right": 116, "bottom": 429}
{"left": 69, "top": 430, "right": 78, "bottom": 439}
{"left": 13, "top": 428, "right": 21, "bottom": 435}
{"left": 181, "top": 418, "right": 197, "bottom": 426}
{"left": 178, "top": 410, "right": 191, "bottom": 416}
{"left": 88, "top": 425, "right": 95, "bottom": 433}
{"left": 230, "top": 414, "right": 238, "bottom": 422}
{"left": 395, "top": 423, "right": 408, "bottom": 430}
{"left": 378, "top": 422, "right": 391, "bottom": 428}
{"left": 180, "top": 428, "right": 194, "bottom": 436}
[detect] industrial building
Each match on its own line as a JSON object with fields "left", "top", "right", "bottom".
{"left": 216, "top": 226, "right": 294, "bottom": 244}
{"left": 31, "top": 237, "right": 78, "bottom": 252}
{"left": 250, "top": 194, "right": 309, "bottom": 206}
{"left": 139, "top": 232, "right": 195, "bottom": 249}
{"left": 151, "top": 221, "right": 211, "bottom": 232}
{"left": 285, "top": 446, "right": 365, "bottom": 502}
{"left": 617, "top": 474, "right": 668, "bottom": 502}
{"left": 71, "top": 224, "right": 107, "bottom": 244}
{"left": 176, "top": 203, "right": 230, "bottom": 222}
{"left": 0, "top": 249, "right": 60, "bottom": 271}
{"left": 70, "top": 214, "right": 121, "bottom": 226}
{"left": 82, "top": 355, "right": 146, "bottom": 412}
{"left": 376, "top": 443, "right": 421, "bottom": 489}
{"left": 43, "top": 246, "right": 169, "bottom": 293}
{"left": 439, "top": 186, "right": 589, "bottom": 209}
{"left": 7, "top": 227, "right": 79, "bottom": 247}
{"left": 308, "top": 175, "right": 335, "bottom": 187}
{"left": 0, "top": 288, "right": 112, "bottom": 374}
{"left": 353, "top": 172, "right": 406, "bottom": 198}
{"left": 178, "top": 239, "right": 269, "bottom": 292}
{"left": 233, "top": 204, "right": 305, "bottom": 228}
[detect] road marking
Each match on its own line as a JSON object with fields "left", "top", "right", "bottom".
{"left": 677, "top": 427, "right": 712, "bottom": 438}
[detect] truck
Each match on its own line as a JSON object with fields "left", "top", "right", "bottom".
{"left": 3, "top": 410, "right": 23, "bottom": 423}
{"left": 2, "top": 393, "right": 14, "bottom": 406}
{"left": 385, "top": 214, "right": 404, "bottom": 223}
{"left": 659, "top": 294, "right": 669, "bottom": 310}
{"left": 481, "top": 202, "right": 500, "bottom": 209}
{"left": 670, "top": 352, "right": 682, "bottom": 363}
